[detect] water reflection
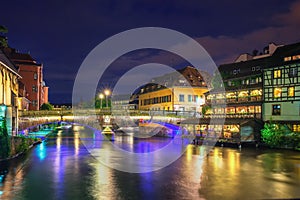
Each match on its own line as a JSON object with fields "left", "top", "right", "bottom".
{"left": 0, "top": 126, "right": 300, "bottom": 199}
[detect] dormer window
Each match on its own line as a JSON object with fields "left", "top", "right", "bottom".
{"left": 284, "top": 56, "right": 291, "bottom": 61}
{"left": 292, "top": 55, "right": 300, "bottom": 60}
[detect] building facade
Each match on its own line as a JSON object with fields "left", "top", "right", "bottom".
{"left": 198, "top": 43, "right": 284, "bottom": 142}
{"left": 0, "top": 49, "right": 20, "bottom": 135}
{"left": 3, "top": 48, "right": 49, "bottom": 110}
{"left": 263, "top": 42, "right": 300, "bottom": 132}
{"left": 134, "top": 66, "right": 208, "bottom": 114}
{"left": 197, "top": 42, "right": 300, "bottom": 142}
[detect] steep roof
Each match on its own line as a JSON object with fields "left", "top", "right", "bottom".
{"left": 0, "top": 49, "right": 20, "bottom": 76}
{"left": 2, "top": 47, "right": 41, "bottom": 66}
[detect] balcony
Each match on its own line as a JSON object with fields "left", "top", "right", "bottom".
{"left": 203, "top": 113, "right": 261, "bottom": 119}
{"left": 206, "top": 95, "right": 262, "bottom": 105}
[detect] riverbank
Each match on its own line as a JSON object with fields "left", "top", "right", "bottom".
{"left": 0, "top": 136, "right": 41, "bottom": 162}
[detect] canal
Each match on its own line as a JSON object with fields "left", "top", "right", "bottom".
{"left": 1, "top": 125, "right": 300, "bottom": 200}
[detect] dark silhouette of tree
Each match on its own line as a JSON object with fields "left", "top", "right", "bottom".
{"left": 0, "top": 25, "right": 8, "bottom": 47}
{"left": 40, "top": 103, "right": 54, "bottom": 110}
{"left": 0, "top": 119, "right": 10, "bottom": 159}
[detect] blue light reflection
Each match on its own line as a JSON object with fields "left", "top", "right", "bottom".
{"left": 36, "top": 142, "right": 47, "bottom": 161}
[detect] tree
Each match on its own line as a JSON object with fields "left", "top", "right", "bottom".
{"left": 0, "top": 119, "right": 10, "bottom": 159}
{"left": 0, "top": 25, "right": 8, "bottom": 47}
{"left": 40, "top": 103, "right": 54, "bottom": 110}
{"left": 201, "top": 104, "right": 211, "bottom": 115}
{"left": 261, "top": 121, "right": 292, "bottom": 148}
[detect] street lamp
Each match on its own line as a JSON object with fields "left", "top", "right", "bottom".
{"left": 104, "top": 89, "right": 110, "bottom": 108}
{"left": 99, "top": 93, "right": 104, "bottom": 109}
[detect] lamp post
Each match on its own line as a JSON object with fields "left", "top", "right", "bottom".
{"left": 104, "top": 89, "right": 110, "bottom": 108}
{"left": 99, "top": 93, "right": 104, "bottom": 109}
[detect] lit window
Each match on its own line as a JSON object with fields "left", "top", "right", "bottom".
{"left": 284, "top": 56, "right": 292, "bottom": 61}
{"left": 288, "top": 86, "right": 295, "bottom": 97}
{"left": 292, "top": 55, "right": 300, "bottom": 60}
{"left": 250, "top": 89, "right": 262, "bottom": 96}
{"left": 273, "top": 70, "right": 281, "bottom": 78}
{"left": 238, "top": 91, "right": 248, "bottom": 97}
{"left": 272, "top": 104, "right": 281, "bottom": 115}
{"left": 293, "top": 124, "right": 300, "bottom": 132}
{"left": 274, "top": 88, "right": 282, "bottom": 98}
{"left": 33, "top": 73, "right": 38, "bottom": 80}
{"left": 179, "top": 94, "right": 184, "bottom": 102}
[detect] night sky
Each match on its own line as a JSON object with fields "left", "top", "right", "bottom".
{"left": 1, "top": 0, "right": 300, "bottom": 103}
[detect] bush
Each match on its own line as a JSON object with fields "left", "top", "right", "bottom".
{"left": 15, "top": 135, "right": 29, "bottom": 154}
{"left": 40, "top": 103, "right": 54, "bottom": 110}
{"left": 0, "top": 119, "right": 10, "bottom": 159}
{"left": 261, "top": 121, "right": 299, "bottom": 149}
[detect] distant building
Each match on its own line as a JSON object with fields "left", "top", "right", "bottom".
{"left": 198, "top": 41, "right": 300, "bottom": 142}
{"left": 262, "top": 42, "right": 300, "bottom": 132}
{"left": 111, "top": 94, "right": 136, "bottom": 111}
{"left": 202, "top": 55, "right": 267, "bottom": 141}
{"left": 132, "top": 66, "right": 208, "bottom": 113}
{"left": 3, "top": 48, "right": 49, "bottom": 110}
{"left": 0, "top": 49, "right": 20, "bottom": 135}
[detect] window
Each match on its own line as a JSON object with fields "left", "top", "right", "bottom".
{"left": 179, "top": 94, "right": 185, "bottom": 102}
{"left": 274, "top": 88, "right": 282, "bottom": 98}
{"left": 250, "top": 78, "right": 257, "bottom": 84}
{"left": 293, "top": 124, "right": 300, "bottom": 132}
{"left": 256, "top": 76, "right": 262, "bottom": 83}
{"left": 284, "top": 56, "right": 292, "bottom": 62}
{"left": 273, "top": 69, "right": 281, "bottom": 78}
{"left": 289, "top": 68, "right": 298, "bottom": 78}
{"left": 233, "top": 69, "right": 240, "bottom": 75}
{"left": 288, "top": 86, "right": 295, "bottom": 97}
{"left": 32, "top": 85, "right": 38, "bottom": 92}
{"left": 272, "top": 104, "right": 281, "bottom": 115}
{"left": 292, "top": 55, "right": 300, "bottom": 60}
{"left": 194, "top": 95, "right": 198, "bottom": 103}
{"left": 33, "top": 72, "right": 38, "bottom": 80}
{"left": 188, "top": 95, "right": 192, "bottom": 102}
{"left": 32, "top": 100, "right": 38, "bottom": 107}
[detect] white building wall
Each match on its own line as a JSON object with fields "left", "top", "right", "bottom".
{"left": 263, "top": 101, "right": 300, "bottom": 121}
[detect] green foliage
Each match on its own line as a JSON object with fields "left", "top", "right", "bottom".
{"left": 40, "top": 103, "right": 54, "bottom": 110}
{"left": 201, "top": 105, "right": 211, "bottom": 115}
{"left": 0, "top": 119, "right": 10, "bottom": 159}
{"left": 261, "top": 121, "right": 297, "bottom": 148}
{"left": 0, "top": 25, "right": 8, "bottom": 47}
{"left": 94, "top": 97, "right": 111, "bottom": 109}
{"left": 15, "top": 135, "right": 29, "bottom": 154}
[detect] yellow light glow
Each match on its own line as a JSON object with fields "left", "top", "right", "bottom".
{"left": 104, "top": 89, "right": 110, "bottom": 96}
{"left": 274, "top": 88, "right": 282, "bottom": 98}
{"left": 288, "top": 87, "right": 295, "bottom": 97}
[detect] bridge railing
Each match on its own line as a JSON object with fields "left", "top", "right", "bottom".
{"left": 19, "top": 109, "right": 201, "bottom": 118}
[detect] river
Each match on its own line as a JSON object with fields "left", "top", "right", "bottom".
{"left": 1, "top": 125, "right": 300, "bottom": 199}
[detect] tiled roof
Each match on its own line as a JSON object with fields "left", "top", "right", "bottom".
{"left": 0, "top": 49, "right": 20, "bottom": 76}
{"left": 2, "top": 47, "right": 41, "bottom": 66}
